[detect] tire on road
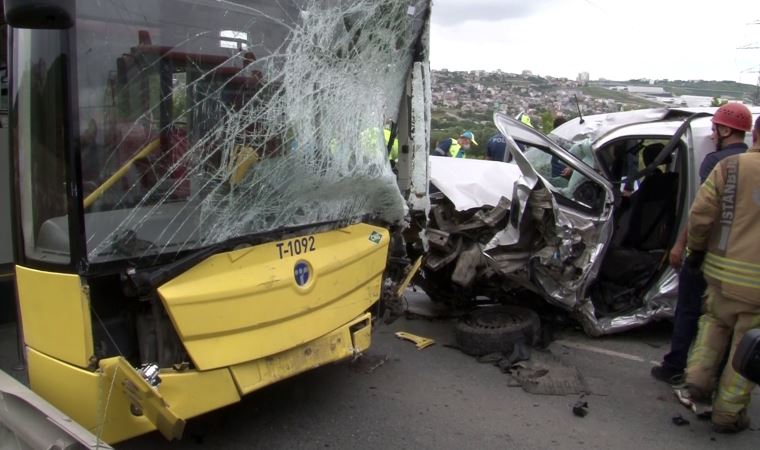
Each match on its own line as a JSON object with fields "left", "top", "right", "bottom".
{"left": 454, "top": 305, "right": 541, "bottom": 356}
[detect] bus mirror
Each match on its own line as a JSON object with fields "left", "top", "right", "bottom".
{"left": 4, "top": 0, "right": 74, "bottom": 29}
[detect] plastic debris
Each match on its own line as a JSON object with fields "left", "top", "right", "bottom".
{"left": 673, "top": 386, "right": 712, "bottom": 417}
{"left": 394, "top": 332, "right": 435, "bottom": 350}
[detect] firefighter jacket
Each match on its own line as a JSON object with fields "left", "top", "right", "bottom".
{"left": 687, "top": 144, "right": 760, "bottom": 305}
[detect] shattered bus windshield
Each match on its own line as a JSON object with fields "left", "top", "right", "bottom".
{"left": 50, "top": 0, "right": 425, "bottom": 263}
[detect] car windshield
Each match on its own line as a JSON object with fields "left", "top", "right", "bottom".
{"left": 547, "top": 132, "right": 574, "bottom": 151}
{"left": 20, "top": 0, "right": 429, "bottom": 264}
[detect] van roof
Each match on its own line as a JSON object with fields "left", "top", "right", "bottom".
{"left": 550, "top": 106, "right": 760, "bottom": 145}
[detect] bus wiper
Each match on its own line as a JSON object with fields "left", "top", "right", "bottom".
{"left": 112, "top": 229, "right": 159, "bottom": 257}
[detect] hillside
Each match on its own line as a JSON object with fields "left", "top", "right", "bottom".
{"left": 430, "top": 70, "right": 757, "bottom": 158}
{"left": 595, "top": 79, "right": 758, "bottom": 102}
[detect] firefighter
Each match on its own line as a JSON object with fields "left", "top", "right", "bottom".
{"left": 684, "top": 112, "right": 760, "bottom": 433}
{"left": 433, "top": 131, "right": 477, "bottom": 158}
{"left": 652, "top": 102, "right": 752, "bottom": 385}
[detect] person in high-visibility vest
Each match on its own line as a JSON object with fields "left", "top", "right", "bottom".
{"left": 432, "top": 130, "right": 477, "bottom": 158}
{"left": 516, "top": 112, "right": 533, "bottom": 128}
{"left": 683, "top": 110, "right": 760, "bottom": 434}
{"left": 385, "top": 127, "right": 399, "bottom": 162}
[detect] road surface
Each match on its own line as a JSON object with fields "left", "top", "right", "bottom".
{"left": 121, "top": 289, "right": 759, "bottom": 449}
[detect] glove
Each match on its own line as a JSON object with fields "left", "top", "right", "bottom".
{"left": 685, "top": 250, "right": 706, "bottom": 271}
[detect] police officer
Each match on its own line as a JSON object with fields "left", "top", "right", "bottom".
{"left": 684, "top": 110, "right": 760, "bottom": 433}
{"left": 485, "top": 132, "right": 508, "bottom": 162}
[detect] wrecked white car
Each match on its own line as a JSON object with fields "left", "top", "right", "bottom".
{"left": 419, "top": 107, "right": 760, "bottom": 336}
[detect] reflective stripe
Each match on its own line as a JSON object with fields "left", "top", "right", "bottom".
{"left": 714, "top": 314, "right": 760, "bottom": 414}
{"left": 703, "top": 177, "right": 717, "bottom": 195}
{"left": 717, "top": 158, "right": 739, "bottom": 252}
{"left": 705, "top": 253, "right": 760, "bottom": 273}
{"left": 703, "top": 263, "right": 760, "bottom": 289}
{"left": 706, "top": 262, "right": 760, "bottom": 277}
{"left": 449, "top": 142, "right": 463, "bottom": 158}
{"left": 717, "top": 377, "right": 754, "bottom": 408}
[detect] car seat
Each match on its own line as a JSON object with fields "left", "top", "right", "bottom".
{"left": 613, "top": 143, "right": 678, "bottom": 251}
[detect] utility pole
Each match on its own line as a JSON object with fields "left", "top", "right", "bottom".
{"left": 741, "top": 66, "right": 760, "bottom": 105}
{"left": 738, "top": 21, "right": 760, "bottom": 104}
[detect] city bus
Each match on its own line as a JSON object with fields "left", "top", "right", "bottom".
{"left": 1, "top": 0, "right": 431, "bottom": 444}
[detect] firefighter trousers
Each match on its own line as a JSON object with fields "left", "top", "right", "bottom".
{"left": 685, "top": 284, "right": 760, "bottom": 424}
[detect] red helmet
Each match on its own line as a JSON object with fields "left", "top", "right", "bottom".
{"left": 712, "top": 102, "right": 753, "bottom": 132}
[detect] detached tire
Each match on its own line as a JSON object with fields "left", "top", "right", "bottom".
{"left": 455, "top": 305, "right": 540, "bottom": 356}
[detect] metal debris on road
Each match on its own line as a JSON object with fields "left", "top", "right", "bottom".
{"left": 572, "top": 400, "right": 589, "bottom": 417}
{"left": 672, "top": 415, "right": 690, "bottom": 426}
{"left": 476, "top": 353, "right": 505, "bottom": 364}
{"left": 395, "top": 332, "right": 435, "bottom": 350}
{"left": 350, "top": 353, "right": 389, "bottom": 374}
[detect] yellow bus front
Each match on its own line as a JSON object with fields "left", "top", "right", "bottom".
{"left": 7, "top": 0, "right": 431, "bottom": 443}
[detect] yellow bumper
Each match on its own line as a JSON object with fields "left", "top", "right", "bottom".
{"left": 26, "top": 313, "right": 373, "bottom": 444}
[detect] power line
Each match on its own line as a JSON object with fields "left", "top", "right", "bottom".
{"left": 581, "top": 0, "right": 607, "bottom": 13}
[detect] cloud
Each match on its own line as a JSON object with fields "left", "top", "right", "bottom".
{"left": 431, "top": 0, "right": 559, "bottom": 25}
{"left": 430, "top": 0, "right": 756, "bottom": 83}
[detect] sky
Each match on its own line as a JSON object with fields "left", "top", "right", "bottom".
{"left": 430, "top": 0, "right": 760, "bottom": 85}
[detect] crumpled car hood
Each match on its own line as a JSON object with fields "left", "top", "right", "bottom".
{"left": 429, "top": 157, "right": 522, "bottom": 210}
{"left": 429, "top": 156, "right": 610, "bottom": 313}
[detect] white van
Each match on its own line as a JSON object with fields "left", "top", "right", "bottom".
{"left": 423, "top": 107, "right": 759, "bottom": 336}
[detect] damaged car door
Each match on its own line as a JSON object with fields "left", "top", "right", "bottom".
{"left": 487, "top": 113, "right": 615, "bottom": 312}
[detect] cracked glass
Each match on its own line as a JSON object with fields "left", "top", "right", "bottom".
{"left": 64, "top": 0, "right": 428, "bottom": 264}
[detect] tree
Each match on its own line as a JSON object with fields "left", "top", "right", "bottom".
{"left": 539, "top": 111, "right": 555, "bottom": 134}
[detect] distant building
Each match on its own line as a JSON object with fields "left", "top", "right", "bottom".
{"left": 522, "top": 70, "right": 533, "bottom": 77}
{"left": 680, "top": 95, "right": 714, "bottom": 107}
{"left": 626, "top": 86, "right": 666, "bottom": 95}
{"left": 577, "top": 72, "right": 590, "bottom": 86}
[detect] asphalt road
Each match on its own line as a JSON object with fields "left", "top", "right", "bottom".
{"left": 122, "top": 290, "right": 759, "bottom": 449}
